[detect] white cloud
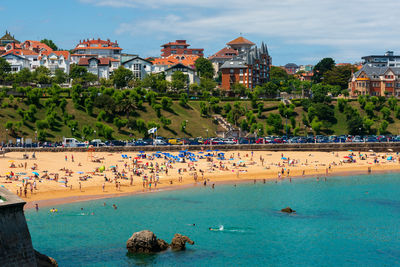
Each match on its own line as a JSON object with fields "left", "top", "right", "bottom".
{"left": 83, "top": 0, "right": 400, "bottom": 63}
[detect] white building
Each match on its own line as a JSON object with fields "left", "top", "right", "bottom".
{"left": 71, "top": 38, "right": 122, "bottom": 64}
{"left": 1, "top": 53, "right": 30, "bottom": 72}
{"left": 78, "top": 57, "right": 112, "bottom": 79}
{"left": 362, "top": 51, "right": 400, "bottom": 68}
{"left": 40, "top": 51, "right": 71, "bottom": 74}
{"left": 122, "top": 56, "right": 152, "bottom": 79}
{"left": 164, "top": 63, "right": 200, "bottom": 85}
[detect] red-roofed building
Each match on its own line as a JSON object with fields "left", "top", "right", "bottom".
{"left": 77, "top": 56, "right": 121, "bottom": 79}
{"left": 152, "top": 54, "right": 199, "bottom": 73}
{"left": 160, "top": 40, "right": 203, "bottom": 57}
{"left": 40, "top": 51, "right": 71, "bottom": 74}
{"left": 72, "top": 38, "right": 122, "bottom": 63}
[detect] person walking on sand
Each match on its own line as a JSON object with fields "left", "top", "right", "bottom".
{"left": 79, "top": 182, "right": 82, "bottom": 192}
{"left": 130, "top": 175, "right": 133, "bottom": 186}
{"left": 65, "top": 155, "right": 68, "bottom": 162}
{"left": 35, "top": 204, "right": 39, "bottom": 212}
{"left": 72, "top": 154, "right": 74, "bottom": 162}
{"left": 102, "top": 183, "right": 105, "bottom": 192}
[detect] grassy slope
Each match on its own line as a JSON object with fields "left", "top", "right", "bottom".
{"left": 1, "top": 98, "right": 399, "bottom": 142}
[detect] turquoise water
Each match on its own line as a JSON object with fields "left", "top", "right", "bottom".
{"left": 26, "top": 174, "right": 400, "bottom": 266}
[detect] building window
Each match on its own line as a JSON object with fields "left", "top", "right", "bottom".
{"left": 386, "top": 83, "right": 393, "bottom": 87}
{"left": 230, "top": 69, "right": 234, "bottom": 74}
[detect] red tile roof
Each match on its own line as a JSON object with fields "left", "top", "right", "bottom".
{"left": 23, "top": 40, "right": 53, "bottom": 52}
{"left": 227, "top": 37, "right": 255, "bottom": 46}
{"left": 161, "top": 40, "right": 189, "bottom": 47}
{"left": 208, "top": 47, "right": 238, "bottom": 60}
{"left": 152, "top": 54, "right": 198, "bottom": 68}
{"left": 74, "top": 39, "right": 122, "bottom": 50}
{"left": 2, "top": 49, "right": 39, "bottom": 57}
{"left": 78, "top": 57, "right": 111, "bottom": 66}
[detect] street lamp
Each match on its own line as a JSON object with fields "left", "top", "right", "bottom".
{"left": 35, "top": 130, "right": 37, "bottom": 144}
{"left": 5, "top": 128, "right": 8, "bottom": 147}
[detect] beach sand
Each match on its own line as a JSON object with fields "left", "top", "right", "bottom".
{"left": 1, "top": 149, "right": 399, "bottom": 209}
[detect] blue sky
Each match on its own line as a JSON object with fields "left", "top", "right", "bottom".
{"left": 1, "top": 0, "right": 400, "bottom": 66}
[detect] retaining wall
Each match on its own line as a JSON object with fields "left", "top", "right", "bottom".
{"left": 3, "top": 142, "right": 400, "bottom": 153}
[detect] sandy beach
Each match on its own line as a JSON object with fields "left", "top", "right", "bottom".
{"left": 1, "top": 149, "right": 399, "bottom": 209}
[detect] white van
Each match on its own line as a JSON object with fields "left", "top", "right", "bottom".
{"left": 62, "top": 137, "right": 85, "bottom": 148}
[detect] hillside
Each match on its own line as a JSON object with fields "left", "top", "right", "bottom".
{"left": 1, "top": 95, "right": 400, "bottom": 143}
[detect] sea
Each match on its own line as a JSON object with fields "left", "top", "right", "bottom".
{"left": 25, "top": 173, "right": 400, "bottom": 266}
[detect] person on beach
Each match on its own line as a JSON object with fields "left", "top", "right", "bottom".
{"left": 113, "top": 204, "right": 117, "bottom": 210}
{"left": 79, "top": 182, "right": 82, "bottom": 192}
{"left": 35, "top": 204, "right": 39, "bottom": 212}
{"left": 72, "top": 155, "right": 74, "bottom": 162}
{"left": 65, "top": 155, "right": 67, "bottom": 161}
{"left": 102, "top": 183, "right": 105, "bottom": 192}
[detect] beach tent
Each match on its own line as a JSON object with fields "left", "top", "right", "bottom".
{"left": 387, "top": 156, "right": 393, "bottom": 160}
{"left": 32, "top": 172, "right": 39, "bottom": 176}
{"left": 281, "top": 157, "right": 287, "bottom": 160}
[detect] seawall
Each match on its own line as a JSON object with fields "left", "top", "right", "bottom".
{"left": 3, "top": 142, "right": 400, "bottom": 153}
{"left": 0, "top": 188, "right": 37, "bottom": 267}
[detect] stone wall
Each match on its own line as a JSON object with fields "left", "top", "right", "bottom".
{"left": 0, "top": 188, "right": 37, "bottom": 267}
{"left": 4, "top": 142, "right": 400, "bottom": 153}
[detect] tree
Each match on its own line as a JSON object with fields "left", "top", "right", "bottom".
{"left": 40, "top": 39, "right": 58, "bottom": 51}
{"left": 195, "top": 57, "right": 214, "bottom": 79}
{"left": 363, "top": 117, "right": 374, "bottom": 134}
{"left": 54, "top": 69, "right": 67, "bottom": 84}
{"left": 323, "top": 65, "right": 357, "bottom": 89}
{"left": 231, "top": 83, "right": 246, "bottom": 97}
{"left": 263, "top": 82, "right": 278, "bottom": 98}
{"left": 365, "top": 102, "right": 375, "bottom": 118}
{"left": 0, "top": 57, "right": 11, "bottom": 82}
{"left": 388, "top": 97, "right": 397, "bottom": 111}
{"left": 179, "top": 93, "right": 188, "bottom": 107}
{"left": 171, "top": 71, "right": 187, "bottom": 91}
{"left": 160, "top": 97, "right": 172, "bottom": 110}
{"left": 379, "top": 120, "right": 389, "bottom": 134}
{"left": 266, "top": 113, "right": 283, "bottom": 134}
{"left": 112, "top": 66, "right": 134, "bottom": 88}
{"left": 160, "top": 116, "right": 171, "bottom": 128}
{"left": 15, "top": 68, "right": 32, "bottom": 84}
{"left": 114, "top": 117, "right": 127, "bottom": 131}
{"left": 313, "top": 58, "right": 335, "bottom": 83}
{"left": 381, "top": 107, "right": 391, "bottom": 121}
{"left": 70, "top": 64, "right": 87, "bottom": 80}
{"left": 310, "top": 118, "right": 323, "bottom": 135}
{"left": 82, "top": 125, "right": 93, "bottom": 139}
{"left": 270, "top": 66, "right": 288, "bottom": 83}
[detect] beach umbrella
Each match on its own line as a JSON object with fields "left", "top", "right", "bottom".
{"left": 387, "top": 156, "right": 393, "bottom": 160}
{"left": 281, "top": 157, "right": 287, "bottom": 160}
{"left": 348, "top": 150, "right": 353, "bottom": 152}
{"left": 8, "top": 160, "right": 14, "bottom": 162}
{"left": 368, "top": 150, "right": 374, "bottom": 152}
{"left": 156, "top": 151, "right": 162, "bottom": 153}
{"left": 388, "top": 149, "right": 393, "bottom": 152}
{"left": 206, "top": 150, "right": 212, "bottom": 152}
{"left": 109, "top": 165, "right": 116, "bottom": 168}
{"left": 214, "top": 149, "right": 220, "bottom": 151}
{"left": 77, "top": 171, "right": 84, "bottom": 174}
{"left": 32, "top": 172, "right": 39, "bottom": 176}
{"left": 139, "top": 151, "right": 145, "bottom": 153}
{"left": 198, "top": 152, "right": 204, "bottom": 154}
{"left": 238, "top": 160, "right": 245, "bottom": 163}
{"left": 344, "top": 156, "right": 351, "bottom": 159}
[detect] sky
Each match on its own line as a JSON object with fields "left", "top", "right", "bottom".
{"left": 1, "top": 0, "right": 400, "bottom": 65}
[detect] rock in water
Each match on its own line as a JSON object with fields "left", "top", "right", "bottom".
{"left": 170, "top": 233, "right": 195, "bottom": 251}
{"left": 126, "top": 230, "right": 169, "bottom": 253}
{"left": 35, "top": 250, "right": 58, "bottom": 267}
{"left": 281, "top": 207, "right": 295, "bottom": 213}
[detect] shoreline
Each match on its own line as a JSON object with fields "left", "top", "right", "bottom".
{"left": 24, "top": 167, "right": 400, "bottom": 210}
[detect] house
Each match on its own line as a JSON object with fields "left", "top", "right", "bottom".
{"left": 284, "top": 63, "right": 299, "bottom": 74}
{"left": 151, "top": 54, "right": 199, "bottom": 73}
{"left": 362, "top": 51, "right": 400, "bottom": 67}
{"left": 121, "top": 56, "right": 153, "bottom": 79}
{"left": 348, "top": 65, "right": 400, "bottom": 97}
{"left": 2, "top": 49, "right": 40, "bottom": 70}
{"left": 220, "top": 38, "right": 271, "bottom": 90}
{"left": 0, "top": 31, "right": 20, "bottom": 47}
{"left": 77, "top": 57, "right": 112, "bottom": 79}
{"left": 208, "top": 47, "right": 239, "bottom": 74}
{"left": 164, "top": 63, "right": 200, "bottom": 85}
{"left": 40, "top": 51, "right": 71, "bottom": 74}
{"left": 1, "top": 53, "right": 30, "bottom": 72}
{"left": 71, "top": 38, "right": 122, "bottom": 63}
{"left": 161, "top": 40, "right": 203, "bottom": 57}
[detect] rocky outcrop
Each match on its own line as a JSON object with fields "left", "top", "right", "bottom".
{"left": 281, "top": 207, "right": 295, "bottom": 213}
{"left": 170, "top": 233, "right": 194, "bottom": 251}
{"left": 35, "top": 250, "right": 58, "bottom": 267}
{"left": 126, "top": 231, "right": 195, "bottom": 254}
{"left": 126, "top": 230, "right": 168, "bottom": 253}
